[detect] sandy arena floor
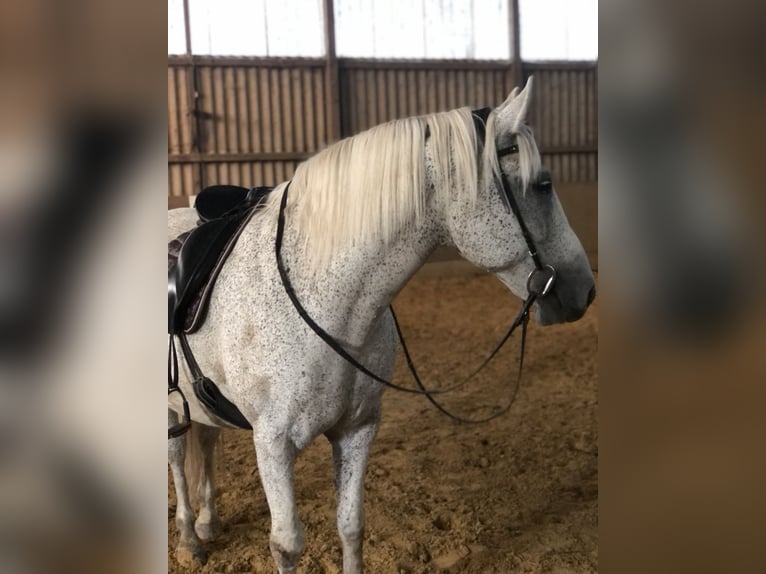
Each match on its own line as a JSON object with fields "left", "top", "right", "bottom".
{"left": 169, "top": 273, "right": 598, "bottom": 573}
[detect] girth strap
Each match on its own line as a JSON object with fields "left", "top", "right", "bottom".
{"left": 168, "top": 334, "right": 191, "bottom": 438}
{"left": 178, "top": 333, "right": 253, "bottom": 430}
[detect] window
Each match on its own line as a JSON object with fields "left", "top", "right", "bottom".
{"left": 167, "top": 0, "right": 598, "bottom": 61}
{"left": 168, "top": 0, "right": 325, "bottom": 57}
{"left": 168, "top": 0, "right": 186, "bottom": 55}
{"left": 334, "top": 0, "right": 510, "bottom": 59}
{"left": 520, "top": 0, "right": 598, "bottom": 60}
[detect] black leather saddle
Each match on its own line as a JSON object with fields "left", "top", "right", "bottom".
{"left": 168, "top": 185, "right": 272, "bottom": 333}
{"left": 167, "top": 184, "right": 273, "bottom": 437}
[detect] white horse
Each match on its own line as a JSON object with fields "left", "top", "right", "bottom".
{"left": 168, "top": 77, "right": 595, "bottom": 573}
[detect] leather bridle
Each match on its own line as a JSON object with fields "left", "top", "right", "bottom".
{"left": 275, "top": 108, "right": 557, "bottom": 423}
{"left": 472, "top": 107, "right": 556, "bottom": 297}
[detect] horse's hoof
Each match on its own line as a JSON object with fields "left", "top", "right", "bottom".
{"left": 176, "top": 545, "right": 208, "bottom": 567}
{"left": 195, "top": 518, "right": 222, "bottom": 542}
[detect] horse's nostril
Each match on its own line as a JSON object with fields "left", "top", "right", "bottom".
{"left": 587, "top": 285, "right": 596, "bottom": 306}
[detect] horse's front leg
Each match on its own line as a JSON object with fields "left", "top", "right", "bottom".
{"left": 328, "top": 420, "right": 380, "bottom": 574}
{"left": 254, "top": 428, "right": 305, "bottom": 574}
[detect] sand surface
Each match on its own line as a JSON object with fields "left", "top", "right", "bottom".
{"left": 169, "top": 273, "right": 598, "bottom": 573}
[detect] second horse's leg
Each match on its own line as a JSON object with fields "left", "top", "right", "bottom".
{"left": 194, "top": 424, "right": 222, "bottom": 542}
{"left": 168, "top": 411, "right": 207, "bottom": 566}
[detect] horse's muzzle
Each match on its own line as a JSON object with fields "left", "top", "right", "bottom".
{"left": 587, "top": 285, "right": 596, "bottom": 306}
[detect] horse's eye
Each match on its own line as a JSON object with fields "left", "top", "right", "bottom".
{"left": 497, "top": 144, "right": 519, "bottom": 157}
{"left": 535, "top": 179, "right": 552, "bottom": 194}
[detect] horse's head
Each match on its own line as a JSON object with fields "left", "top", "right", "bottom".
{"left": 444, "top": 77, "right": 595, "bottom": 325}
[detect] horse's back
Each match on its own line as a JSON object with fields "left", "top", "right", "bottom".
{"left": 168, "top": 207, "right": 198, "bottom": 241}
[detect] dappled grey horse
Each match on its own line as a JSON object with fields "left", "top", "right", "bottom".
{"left": 168, "top": 77, "right": 595, "bottom": 573}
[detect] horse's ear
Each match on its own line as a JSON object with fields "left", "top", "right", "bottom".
{"left": 496, "top": 76, "right": 534, "bottom": 132}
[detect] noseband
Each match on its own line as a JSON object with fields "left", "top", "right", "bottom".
{"left": 275, "top": 109, "right": 556, "bottom": 423}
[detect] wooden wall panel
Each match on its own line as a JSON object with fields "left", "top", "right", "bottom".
{"left": 168, "top": 59, "right": 326, "bottom": 197}
{"left": 337, "top": 60, "right": 596, "bottom": 183}
{"left": 168, "top": 57, "right": 597, "bottom": 198}
{"left": 198, "top": 66, "right": 327, "bottom": 158}
{"left": 338, "top": 62, "right": 516, "bottom": 135}
{"left": 524, "top": 63, "right": 598, "bottom": 182}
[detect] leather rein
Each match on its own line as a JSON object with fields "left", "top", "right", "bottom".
{"left": 275, "top": 110, "right": 556, "bottom": 424}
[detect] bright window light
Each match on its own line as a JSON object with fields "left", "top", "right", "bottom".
{"left": 335, "top": 0, "right": 510, "bottom": 59}
{"left": 168, "top": 0, "right": 187, "bottom": 54}
{"left": 167, "top": 0, "right": 598, "bottom": 61}
{"left": 520, "top": 0, "right": 598, "bottom": 60}
{"left": 184, "top": 0, "right": 324, "bottom": 57}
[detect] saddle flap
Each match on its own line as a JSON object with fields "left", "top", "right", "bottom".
{"left": 168, "top": 184, "right": 274, "bottom": 334}
{"left": 168, "top": 217, "right": 240, "bottom": 333}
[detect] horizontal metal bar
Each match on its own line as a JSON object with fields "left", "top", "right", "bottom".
{"left": 168, "top": 55, "right": 596, "bottom": 72}
{"left": 168, "top": 146, "right": 597, "bottom": 165}
{"left": 339, "top": 58, "right": 513, "bottom": 71}
{"left": 168, "top": 55, "right": 326, "bottom": 68}
{"left": 523, "top": 61, "right": 598, "bottom": 70}
{"left": 540, "top": 145, "right": 598, "bottom": 154}
{"left": 168, "top": 152, "right": 313, "bottom": 164}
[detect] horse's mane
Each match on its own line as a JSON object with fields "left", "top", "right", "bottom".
{"left": 260, "top": 106, "right": 539, "bottom": 272}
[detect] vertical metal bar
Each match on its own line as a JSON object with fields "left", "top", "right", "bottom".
{"left": 182, "top": 0, "right": 203, "bottom": 195}
{"left": 182, "top": 0, "right": 192, "bottom": 56}
{"left": 323, "top": 0, "right": 342, "bottom": 140}
{"left": 509, "top": 0, "right": 523, "bottom": 89}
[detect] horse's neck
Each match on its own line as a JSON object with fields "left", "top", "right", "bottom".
{"left": 282, "top": 211, "right": 442, "bottom": 349}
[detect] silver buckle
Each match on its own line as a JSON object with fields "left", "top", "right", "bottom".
{"left": 526, "top": 265, "right": 556, "bottom": 297}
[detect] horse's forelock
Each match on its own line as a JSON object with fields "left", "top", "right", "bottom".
{"left": 483, "top": 113, "right": 541, "bottom": 195}
{"left": 516, "top": 124, "right": 542, "bottom": 192}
